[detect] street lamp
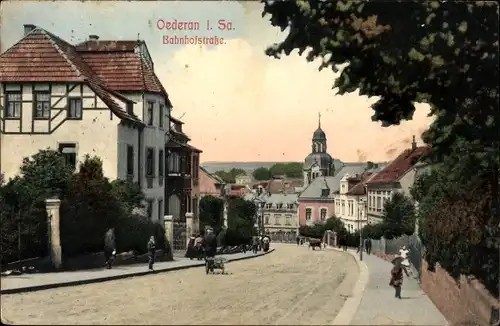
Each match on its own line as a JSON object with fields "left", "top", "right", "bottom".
{"left": 358, "top": 197, "right": 366, "bottom": 261}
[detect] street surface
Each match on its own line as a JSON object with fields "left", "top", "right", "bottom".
{"left": 1, "top": 244, "right": 359, "bottom": 325}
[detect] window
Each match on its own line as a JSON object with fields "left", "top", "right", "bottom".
{"left": 146, "top": 148, "right": 155, "bottom": 188}
{"left": 320, "top": 208, "right": 327, "bottom": 221}
{"left": 274, "top": 214, "right": 281, "bottom": 225}
{"left": 265, "top": 203, "right": 272, "bottom": 209}
{"left": 146, "top": 199, "right": 154, "bottom": 220}
{"left": 159, "top": 104, "right": 164, "bottom": 128}
{"left": 5, "top": 92, "right": 22, "bottom": 118}
{"left": 376, "top": 197, "right": 382, "bottom": 212}
{"left": 158, "top": 199, "right": 163, "bottom": 222}
{"left": 264, "top": 215, "right": 270, "bottom": 225}
{"left": 58, "top": 143, "right": 77, "bottom": 169}
{"left": 168, "top": 152, "right": 180, "bottom": 173}
{"left": 192, "top": 155, "right": 199, "bottom": 185}
{"left": 159, "top": 149, "right": 164, "bottom": 177}
{"left": 126, "top": 145, "right": 134, "bottom": 178}
{"left": 276, "top": 203, "right": 283, "bottom": 210}
{"left": 341, "top": 200, "right": 346, "bottom": 215}
{"left": 306, "top": 208, "right": 312, "bottom": 221}
{"left": 287, "top": 203, "right": 294, "bottom": 210}
{"left": 68, "top": 97, "right": 82, "bottom": 119}
{"left": 146, "top": 101, "right": 154, "bottom": 126}
{"left": 285, "top": 214, "right": 292, "bottom": 225}
{"left": 34, "top": 92, "right": 50, "bottom": 119}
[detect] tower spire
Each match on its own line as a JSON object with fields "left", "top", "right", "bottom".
{"left": 318, "top": 112, "right": 321, "bottom": 128}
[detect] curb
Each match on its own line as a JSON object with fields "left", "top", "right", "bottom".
{"left": 0, "top": 248, "right": 275, "bottom": 295}
{"left": 330, "top": 247, "right": 369, "bottom": 326}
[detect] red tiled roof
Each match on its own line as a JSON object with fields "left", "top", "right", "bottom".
{"left": 346, "top": 172, "right": 373, "bottom": 195}
{"left": 366, "top": 146, "right": 430, "bottom": 184}
{"left": 75, "top": 40, "right": 138, "bottom": 52}
{"left": 0, "top": 28, "right": 142, "bottom": 124}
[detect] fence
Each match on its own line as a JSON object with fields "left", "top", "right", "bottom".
{"left": 370, "top": 233, "right": 424, "bottom": 280}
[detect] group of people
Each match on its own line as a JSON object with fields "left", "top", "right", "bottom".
{"left": 185, "top": 228, "right": 218, "bottom": 260}
{"left": 103, "top": 228, "right": 158, "bottom": 271}
{"left": 252, "top": 234, "right": 270, "bottom": 253}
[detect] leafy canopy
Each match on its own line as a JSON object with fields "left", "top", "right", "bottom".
{"left": 380, "top": 192, "right": 416, "bottom": 239}
{"left": 262, "top": 0, "right": 499, "bottom": 176}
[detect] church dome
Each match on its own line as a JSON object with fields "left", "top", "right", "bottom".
{"left": 304, "top": 152, "right": 333, "bottom": 169}
{"left": 312, "top": 127, "right": 326, "bottom": 140}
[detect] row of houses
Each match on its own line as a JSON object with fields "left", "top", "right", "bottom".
{"left": 241, "top": 136, "right": 429, "bottom": 239}
{"left": 0, "top": 25, "right": 203, "bottom": 250}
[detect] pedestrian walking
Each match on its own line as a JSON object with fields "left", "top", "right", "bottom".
{"left": 390, "top": 264, "right": 409, "bottom": 299}
{"left": 365, "top": 238, "right": 372, "bottom": 255}
{"left": 147, "top": 236, "right": 156, "bottom": 271}
{"left": 296, "top": 236, "right": 300, "bottom": 246}
{"left": 104, "top": 228, "right": 116, "bottom": 269}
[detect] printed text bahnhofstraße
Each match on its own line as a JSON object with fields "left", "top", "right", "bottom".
{"left": 162, "top": 35, "right": 225, "bottom": 46}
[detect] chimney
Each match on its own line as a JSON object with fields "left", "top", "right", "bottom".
{"left": 24, "top": 24, "right": 36, "bottom": 36}
{"left": 411, "top": 135, "right": 417, "bottom": 151}
{"left": 89, "top": 34, "right": 99, "bottom": 41}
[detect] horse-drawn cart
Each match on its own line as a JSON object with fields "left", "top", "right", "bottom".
{"left": 308, "top": 238, "right": 322, "bottom": 250}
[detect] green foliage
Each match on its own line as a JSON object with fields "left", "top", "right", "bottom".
{"left": 324, "top": 215, "right": 344, "bottom": 233}
{"left": 199, "top": 195, "right": 224, "bottom": 234}
{"left": 214, "top": 168, "right": 246, "bottom": 183}
{"left": 379, "top": 192, "right": 416, "bottom": 239}
{"left": 252, "top": 167, "right": 272, "bottom": 181}
{"left": 262, "top": 1, "right": 498, "bottom": 178}
{"left": 226, "top": 198, "right": 257, "bottom": 245}
{"left": 269, "top": 162, "right": 303, "bottom": 178}
{"left": 0, "top": 150, "right": 73, "bottom": 264}
{"left": 262, "top": 0, "right": 499, "bottom": 296}
{"left": 361, "top": 223, "right": 385, "bottom": 240}
{"left": 299, "top": 222, "right": 326, "bottom": 239}
{"left": 413, "top": 166, "right": 499, "bottom": 297}
{"left": 0, "top": 150, "right": 162, "bottom": 265}
{"left": 60, "top": 156, "right": 122, "bottom": 257}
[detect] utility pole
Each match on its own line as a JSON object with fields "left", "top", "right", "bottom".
{"left": 358, "top": 198, "right": 363, "bottom": 261}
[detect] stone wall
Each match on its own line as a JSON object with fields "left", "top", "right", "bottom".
{"left": 420, "top": 260, "right": 500, "bottom": 326}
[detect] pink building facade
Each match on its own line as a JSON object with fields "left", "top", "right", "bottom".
{"left": 199, "top": 167, "right": 224, "bottom": 198}
{"left": 298, "top": 200, "right": 335, "bottom": 226}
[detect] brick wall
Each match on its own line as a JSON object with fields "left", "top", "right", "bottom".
{"left": 420, "top": 260, "right": 500, "bottom": 326}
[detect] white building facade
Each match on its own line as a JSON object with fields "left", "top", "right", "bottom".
{"left": 333, "top": 173, "right": 368, "bottom": 232}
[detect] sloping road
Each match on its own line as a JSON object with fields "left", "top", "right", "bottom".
{"left": 1, "top": 244, "right": 359, "bottom": 325}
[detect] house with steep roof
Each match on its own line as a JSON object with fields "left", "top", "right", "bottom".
{"left": 332, "top": 170, "right": 380, "bottom": 232}
{"left": 365, "top": 137, "right": 430, "bottom": 224}
{"left": 297, "top": 163, "right": 372, "bottom": 226}
{"left": 0, "top": 24, "right": 196, "bottom": 224}
{"left": 198, "top": 166, "right": 225, "bottom": 198}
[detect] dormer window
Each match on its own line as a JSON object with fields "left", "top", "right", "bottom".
{"left": 265, "top": 203, "right": 272, "bottom": 209}
{"left": 286, "top": 203, "right": 294, "bottom": 210}
{"left": 276, "top": 203, "right": 283, "bottom": 209}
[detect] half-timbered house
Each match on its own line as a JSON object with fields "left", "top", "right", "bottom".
{"left": 0, "top": 24, "right": 173, "bottom": 223}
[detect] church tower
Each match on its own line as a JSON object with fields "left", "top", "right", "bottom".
{"left": 303, "top": 113, "right": 335, "bottom": 188}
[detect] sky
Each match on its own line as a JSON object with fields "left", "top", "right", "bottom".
{"left": 1, "top": 0, "right": 432, "bottom": 163}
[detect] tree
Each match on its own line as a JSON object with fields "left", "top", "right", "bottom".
{"left": 379, "top": 192, "right": 416, "bottom": 239}
{"left": 299, "top": 222, "right": 326, "bottom": 239}
{"left": 253, "top": 167, "right": 272, "bottom": 181}
{"left": 262, "top": 0, "right": 499, "bottom": 296}
{"left": 110, "top": 179, "right": 145, "bottom": 213}
{"left": 199, "top": 195, "right": 224, "bottom": 234}
{"left": 262, "top": 1, "right": 498, "bottom": 178}
{"left": 226, "top": 198, "right": 257, "bottom": 244}
{"left": 324, "top": 215, "right": 344, "bottom": 233}
{"left": 269, "top": 162, "right": 303, "bottom": 178}
{"left": 0, "top": 150, "right": 73, "bottom": 263}
{"left": 214, "top": 168, "right": 246, "bottom": 183}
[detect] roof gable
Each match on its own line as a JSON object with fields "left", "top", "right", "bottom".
{"left": 366, "top": 146, "right": 430, "bottom": 185}
{"left": 0, "top": 27, "right": 144, "bottom": 124}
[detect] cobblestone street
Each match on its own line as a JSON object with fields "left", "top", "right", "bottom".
{"left": 1, "top": 244, "right": 359, "bottom": 325}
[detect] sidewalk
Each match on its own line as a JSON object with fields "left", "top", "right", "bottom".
{"left": 0, "top": 249, "right": 274, "bottom": 295}
{"left": 348, "top": 249, "right": 448, "bottom": 325}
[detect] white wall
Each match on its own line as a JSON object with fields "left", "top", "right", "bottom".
{"left": 121, "top": 92, "right": 169, "bottom": 223}
{"left": 334, "top": 193, "right": 367, "bottom": 232}
{"left": 1, "top": 82, "right": 120, "bottom": 181}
